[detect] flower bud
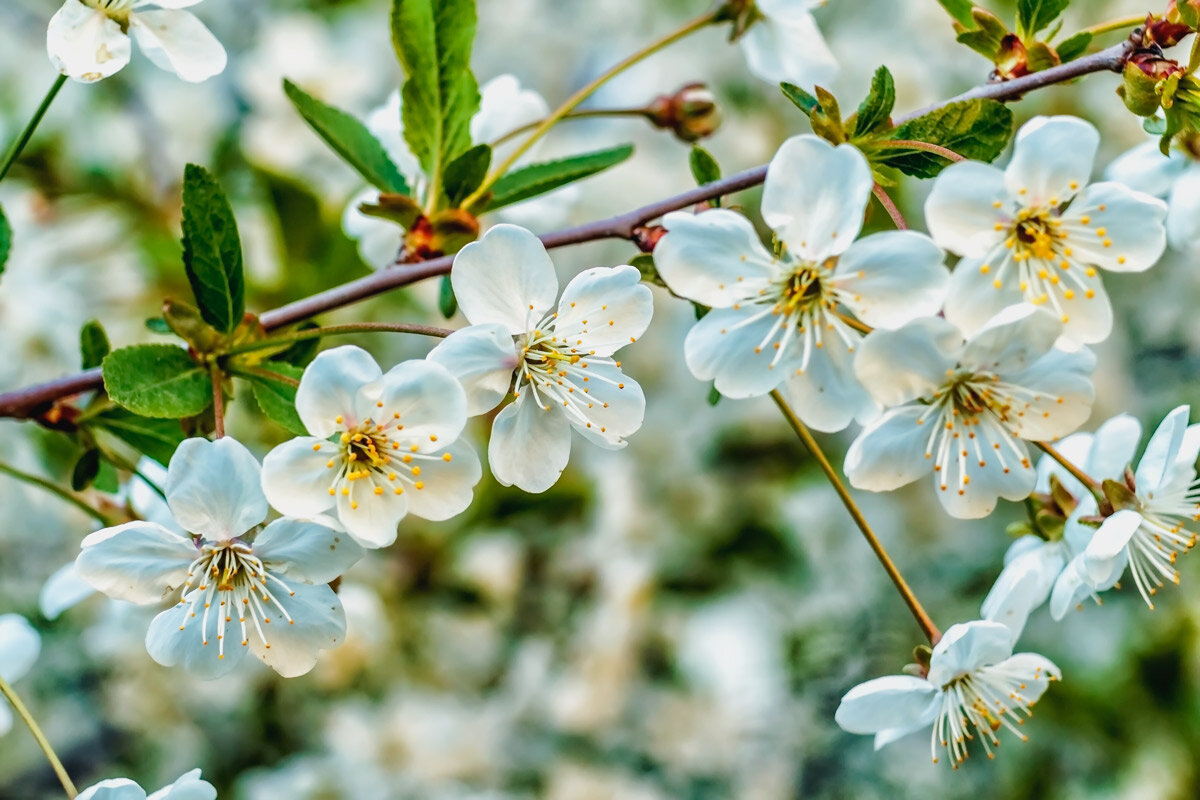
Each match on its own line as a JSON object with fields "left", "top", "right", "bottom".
{"left": 646, "top": 83, "right": 722, "bottom": 142}
{"left": 1118, "top": 51, "right": 1185, "bottom": 116}
{"left": 1146, "top": 6, "right": 1191, "bottom": 46}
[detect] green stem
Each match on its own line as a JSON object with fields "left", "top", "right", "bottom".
{"left": 1035, "top": 441, "right": 1103, "bottom": 497}
{"left": 0, "top": 675, "right": 78, "bottom": 799}
{"left": 873, "top": 139, "right": 965, "bottom": 162}
{"left": 465, "top": 9, "right": 720, "bottom": 206}
{"left": 220, "top": 322, "right": 452, "bottom": 358}
{"left": 770, "top": 390, "right": 942, "bottom": 645}
{"left": 0, "top": 460, "right": 113, "bottom": 526}
{"left": 0, "top": 75, "right": 67, "bottom": 182}
{"left": 1079, "top": 13, "right": 1148, "bottom": 37}
{"left": 209, "top": 363, "right": 225, "bottom": 439}
{"left": 489, "top": 107, "right": 652, "bottom": 147}
{"left": 229, "top": 365, "right": 300, "bottom": 387}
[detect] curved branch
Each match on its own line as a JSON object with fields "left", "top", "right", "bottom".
{"left": 0, "top": 41, "right": 1134, "bottom": 420}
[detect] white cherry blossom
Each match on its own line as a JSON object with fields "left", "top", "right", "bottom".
{"left": 653, "top": 135, "right": 949, "bottom": 432}
{"left": 1106, "top": 139, "right": 1200, "bottom": 252}
{"left": 835, "top": 620, "right": 1060, "bottom": 766}
{"left": 738, "top": 0, "right": 838, "bottom": 90}
{"left": 75, "top": 438, "right": 364, "bottom": 679}
{"left": 845, "top": 305, "right": 1095, "bottom": 518}
{"left": 261, "top": 350, "right": 481, "bottom": 549}
{"left": 0, "top": 614, "right": 41, "bottom": 736}
{"left": 925, "top": 116, "right": 1168, "bottom": 346}
{"left": 77, "top": 769, "right": 215, "bottom": 800}
{"left": 47, "top": 0, "right": 226, "bottom": 84}
{"left": 1051, "top": 406, "right": 1200, "bottom": 613}
{"left": 428, "top": 224, "right": 653, "bottom": 493}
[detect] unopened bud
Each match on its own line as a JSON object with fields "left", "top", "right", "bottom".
{"left": 1118, "top": 50, "right": 1185, "bottom": 115}
{"left": 995, "top": 34, "right": 1031, "bottom": 80}
{"left": 1146, "top": 7, "right": 1191, "bottom": 46}
{"left": 632, "top": 224, "right": 666, "bottom": 253}
{"left": 647, "top": 83, "right": 722, "bottom": 143}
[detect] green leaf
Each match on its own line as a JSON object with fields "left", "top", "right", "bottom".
{"left": 80, "top": 320, "right": 111, "bottom": 370}
{"left": 780, "top": 82, "right": 819, "bottom": 116}
{"left": 854, "top": 66, "right": 896, "bottom": 136}
{"left": 181, "top": 164, "right": 245, "bottom": 334}
{"left": 94, "top": 460, "right": 119, "bottom": 494}
{"left": 283, "top": 79, "right": 409, "bottom": 194}
{"left": 956, "top": 9, "right": 1009, "bottom": 58}
{"left": 1055, "top": 31, "right": 1092, "bottom": 62}
{"left": 443, "top": 143, "right": 491, "bottom": 207}
{"left": 486, "top": 144, "right": 634, "bottom": 211}
{"left": 248, "top": 364, "right": 306, "bottom": 435}
{"left": 0, "top": 202, "right": 10, "bottom": 278}
{"left": 270, "top": 321, "right": 321, "bottom": 367}
{"left": 145, "top": 317, "right": 172, "bottom": 334}
{"left": 390, "top": 0, "right": 480, "bottom": 194}
{"left": 707, "top": 384, "right": 721, "bottom": 406}
{"left": 877, "top": 99, "right": 1014, "bottom": 178}
{"left": 1016, "top": 0, "right": 1069, "bottom": 40}
{"left": 438, "top": 274, "right": 458, "bottom": 318}
{"left": 689, "top": 146, "right": 721, "bottom": 187}
{"left": 102, "top": 344, "right": 213, "bottom": 419}
{"left": 89, "top": 407, "right": 186, "bottom": 464}
{"left": 71, "top": 449, "right": 102, "bottom": 491}
{"left": 936, "top": 0, "right": 976, "bottom": 27}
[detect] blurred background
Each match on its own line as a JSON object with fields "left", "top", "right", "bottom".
{"left": 1, "top": 0, "right": 1199, "bottom": 797}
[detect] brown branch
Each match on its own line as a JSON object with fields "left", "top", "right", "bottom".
{"left": 0, "top": 41, "right": 1134, "bottom": 420}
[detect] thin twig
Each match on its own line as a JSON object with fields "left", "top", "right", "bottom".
{"left": 871, "top": 183, "right": 907, "bottom": 230}
{"left": 1035, "top": 441, "right": 1102, "bottom": 495}
{"left": 0, "top": 460, "right": 114, "bottom": 526}
{"left": 210, "top": 363, "right": 224, "bottom": 439}
{"left": 0, "top": 675, "right": 78, "bottom": 799}
{"left": 220, "top": 321, "right": 453, "bottom": 357}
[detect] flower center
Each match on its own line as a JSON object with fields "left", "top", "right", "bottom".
{"left": 315, "top": 415, "right": 444, "bottom": 510}
{"left": 515, "top": 318, "right": 626, "bottom": 435}
{"left": 1011, "top": 209, "right": 1063, "bottom": 262}
{"left": 773, "top": 263, "right": 830, "bottom": 318}
{"left": 175, "top": 539, "right": 296, "bottom": 660}
{"left": 84, "top": 0, "right": 136, "bottom": 23}
{"left": 932, "top": 665, "right": 1047, "bottom": 766}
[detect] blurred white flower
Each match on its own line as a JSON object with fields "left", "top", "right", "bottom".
{"left": 926, "top": 116, "right": 1168, "bottom": 347}
{"left": 75, "top": 437, "right": 363, "bottom": 679}
{"left": 428, "top": 224, "right": 653, "bottom": 492}
{"left": 261, "top": 349, "right": 481, "bottom": 548}
{"left": 834, "top": 620, "right": 1060, "bottom": 766}
{"left": 1106, "top": 140, "right": 1200, "bottom": 252}
{"left": 77, "top": 768, "right": 215, "bottom": 800}
{"left": 47, "top": 0, "right": 226, "bottom": 84}
{"left": 738, "top": 0, "right": 837, "bottom": 90}
{"left": 654, "top": 134, "right": 948, "bottom": 432}
{"left": 0, "top": 614, "right": 41, "bottom": 736}
{"left": 1052, "top": 405, "right": 1200, "bottom": 613}
{"left": 845, "top": 305, "right": 1095, "bottom": 519}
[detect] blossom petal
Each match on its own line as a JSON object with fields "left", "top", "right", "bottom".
{"left": 942, "top": 249, "right": 1025, "bottom": 340}
{"left": 426, "top": 323, "right": 519, "bottom": 415}
{"left": 924, "top": 160, "right": 1010, "bottom": 257}
{"left": 471, "top": 75, "right": 549, "bottom": 157}
{"left": 129, "top": 9, "right": 226, "bottom": 82}
{"left": 1001, "top": 346, "right": 1096, "bottom": 442}
{"left": 489, "top": 394, "right": 571, "bottom": 493}
{"left": 1135, "top": 405, "right": 1191, "bottom": 493}
{"left": 834, "top": 674, "right": 939, "bottom": 734}
{"left": 844, "top": 405, "right": 933, "bottom": 492}
{"left": 39, "top": 562, "right": 97, "bottom": 620}
{"left": 655, "top": 210, "right": 777, "bottom": 308}
{"left": 76, "top": 779, "right": 147, "bottom": 800}
{"left": 400, "top": 438, "right": 482, "bottom": 521}
{"left": 295, "top": 345, "right": 381, "bottom": 437}
{"left": 1082, "top": 509, "right": 1142, "bottom": 587}
{"left": 253, "top": 518, "right": 363, "bottom": 584}
{"left": 784, "top": 321, "right": 874, "bottom": 433}
{"left": 832, "top": 231, "right": 948, "bottom": 329}
{"left": 683, "top": 305, "right": 790, "bottom": 398}
{"left": 926, "top": 620, "right": 1013, "bottom": 687}
{"left": 166, "top": 438, "right": 267, "bottom": 541}
{"left": 76, "top": 522, "right": 197, "bottom": 604}
{"left": 1049, "top": 557, "right": 1098, "bottom": 620}
{"left": 1057, "top": 182, "right": 1167, "bottom": 272}
{"left": 46, "top": 0, "right": 131, "bottom": 83}
{"left": 989, "top": 652, "right": 1060, "bottom": 703}
{"left": 260, "top": 436, "right": 338, "bottom": 520}
{"left": 761, "top": 136, "right": 871, "bottom": 261}
{"left": 738, "top": 3, "right": 837, "bottom": 90}
{"left": 564, "top": 362, "right": 645, "bottom": 448}
{"left": 342, "top": 189, "right": 403, "bottom": 269}
{"left": 1085, "top": 414, "right": 1142, "bottom": 480}
{"left": 960, "top": 304, "right": 1062, "bottom": 375}
{"left": 1104, "top": 141, "right": 1186, "bottom": 198}
{"left": 0, "top": 615, "right": 40, "bottom": 683}
{"left": 852, "top": 316, "right": 959, "bottom": 407}
{"left": 554, "top": 266, "right": 653, "bottom": 357}
{"left": 934, "top": 419, "right": 1038, "bottom": 519}
{"left": 145, "top": 595, "right": 248, "bottom": 679}
{"left": 335, "top": 473, "right": 410, "bottom": 548}
{"left": 146, "top": 770, "right": 216, "bottom": 800}
{"left": 361, "top": 359, "right": 468, "bottom": 450}
{"left": 451, "top": 224, "right": 558, "bottom": 334}
{"left": 247, "top": 582, "right": 346, "bottom": 678}
{"left": 1005, "top": 116, "right": 1098, "bottom": 207}
{"left": 981, "top": 543, "right": 1065, "bottom": 639}
{"left": 1166, "top": 167, "right": 1200, "bottom": 250}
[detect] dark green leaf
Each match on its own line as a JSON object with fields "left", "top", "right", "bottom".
{"left": 443, "top": 143, "right": 491, "bottom": 207}
{"left": 936, "top": 0, "right": 976, "bottom": 27}
{"left": 780, "top": 82, "right": 819, "bottom": 116}
{"left": 877, "top": 99, "right": 1013, "bottom": 178}
{"left": 145, "top": 317, "right": 171, "bottom": 334}
{"left": 0, "top": 202, "right": 10, "bottom": 278}
{"left": 89, "top": 407, "right": 186, "bottom": 464}
{"left": 248, "top": 364, "right": 306, "bottom": 435}
{"left": 854, "top": 66, "right": 896, "bottom": 136}
{"left": 80, "top": 320, "right": 111, "bottom": 370}
{"left": 181, "top": 164, "right": 244, "bottom": 334}
{"left": 102, "top": 344, "right": 213, "bottom": 418}
{"left": 283, "top": 79, "right": 409, "bottom": 194}
{"left": 71, "top": 449, "right": 101, "bottom": 491}
{"left": 391, "top": 0, "right": 480, "bottom": 192}
{"left": 439, "top": 274, "right": 458, "bottom": 318}
{"left": 689, "top": 146, "right": 721, "bottom": 187}
{"left": 1055, "top": 31, "right": 1092, "bottom": 62}
{"left": 94, "top": 460, "right": 119, "bottom": 494}
{"left": 628, "top": 253, "right": 665, "bottom": 287}
{"left": 1016, "top": 0, "right": 1069, "bottom": 40}
{"left": 486, "top": 144, "right": 634, "bottom": 211}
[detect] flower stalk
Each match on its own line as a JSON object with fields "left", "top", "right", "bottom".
{"left": 0, "top": 74, "right": 67, "bottom": 182}
{"left": 0, "top": 674, "right": 77, "bottom": 799}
